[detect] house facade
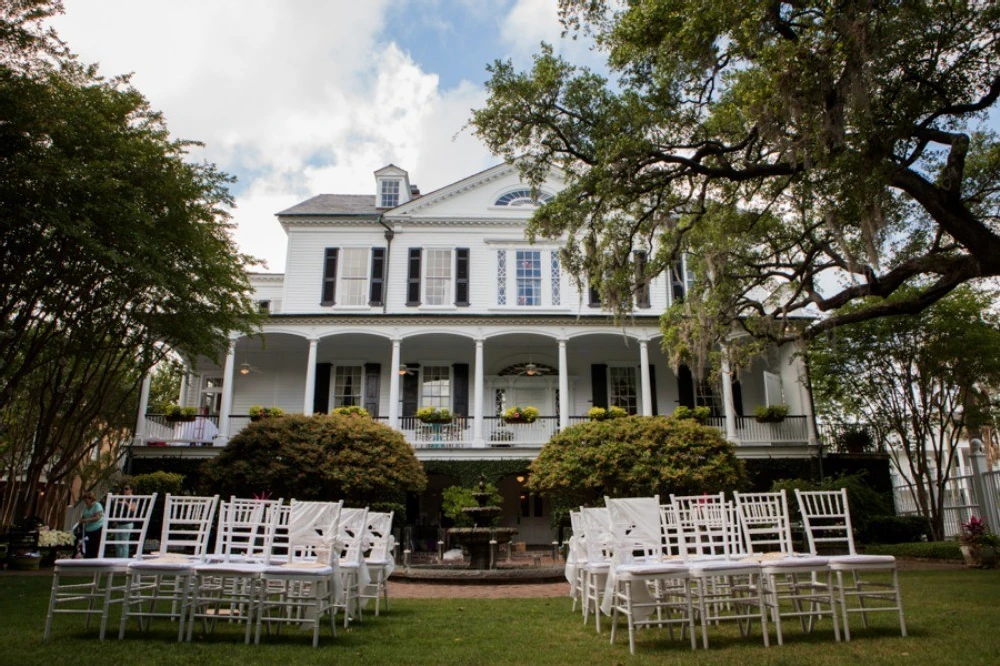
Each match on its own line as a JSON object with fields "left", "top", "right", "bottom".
{"left": 132, "top": 163, "right": 820, "bottom": 544}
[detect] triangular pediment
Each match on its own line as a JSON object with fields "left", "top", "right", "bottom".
{"left": 387, "top": 163, "right": 565, "bottom": 221}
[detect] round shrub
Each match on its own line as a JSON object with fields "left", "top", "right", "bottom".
{"left": 528, "top": 415, "right": 745, "bottom": 506}
{"left": 202, "top": 413, "right": 426, "bottom": 505}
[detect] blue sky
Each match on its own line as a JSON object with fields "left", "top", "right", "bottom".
{"left": 49, "top": 1, "right": 1000, "bottom": 274}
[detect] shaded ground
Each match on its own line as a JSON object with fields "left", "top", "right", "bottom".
{"left": 387, "top": 557, "right": 965, "bottom": 599}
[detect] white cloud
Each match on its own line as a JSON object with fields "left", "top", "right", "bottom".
{"left": 50, "top": 1, "right": 495, "bottom": 273}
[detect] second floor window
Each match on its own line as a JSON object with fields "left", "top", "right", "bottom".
{"left": 425, "top": 249, "right": 452, "bottom": 305}
{"left": 516, "top": 250, "right": 542, "bottom": 306}
{"left": 339, "top": 249, "right": 368, "bottom": 306}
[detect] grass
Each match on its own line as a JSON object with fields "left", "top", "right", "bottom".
{"left": 2, "top": 569, "right": 999, "bottom": 666}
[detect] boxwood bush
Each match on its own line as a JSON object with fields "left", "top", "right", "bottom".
{"left": 202, "top": 413, "right": 426, "bottom": 506}
{"left": 528, "top": 415, "right": 745, "bottom": 507}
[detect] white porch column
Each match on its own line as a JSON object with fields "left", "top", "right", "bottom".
{"left": 473, "top": 338, "right": 485, "bottom": 446}
{"left": 178, "top": 362, "right": 190, "bottom": 406}
{"left": 133, "top": 372, "right": 152, "bottom": 445}
{"left": 558, "top": 339, "right": 569, "bottom": 431}
{"left": 800, "top": 339, "right": 820, "bottom": 447}
{"left": 303, "top": 337, "right": 319, "bottom": 415}
{"left": 639, "top": 340, "right": 652, "bottom": 416}
{"left": 217, "top": 339, "right": 237, "bottom": 445}
{"left": 720, "top": 349, "right": 738, "bottom": 442}
{"left": 388, "top": 339, "right": 401, "bottom": 429}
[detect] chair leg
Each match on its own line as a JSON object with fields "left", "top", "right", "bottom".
{"left": 43, "top": 572, "right": 60, "bottom": 639}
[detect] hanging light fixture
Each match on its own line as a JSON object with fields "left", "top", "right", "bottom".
{"left": 398, "top": 364, "right": 409, "bottom": 375}
{"left": 524, "top": 363, "right": 538, "bottom": 376}
{"left": 239, "top": 362, "right": 251, "bottom": 375}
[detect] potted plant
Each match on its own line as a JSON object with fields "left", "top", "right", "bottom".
{"left": 331, "top": 405, "right": 369, "bottom": 417}
{"left": 415, "top": 406, "right": 452, "bottom": 424}
{"left": 249, "top": 405, "right": 284, "bottom": 422}
{"left": 502, "top": 405, "right": 539, "bottom": 424}
{"left": 588, "top": 405, "right": 628, "bottom": 421}
{"left": 959, "top": 516, "right": 1000, "bottom": 568}
{"left": 754, "top": 404, "right": 790, "bottom": 423}
{"left": 164, "top": 404, "right": 198, "bottom": 422}
{"left": 672, "top": 405, "right": 711, "bottom": 423}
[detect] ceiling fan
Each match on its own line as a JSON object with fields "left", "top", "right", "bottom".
{"left": 398, "top": 364, "right": 418, "bottom": 376}
{"left": 239, "top": 362, "right": 262, "bottom": 375}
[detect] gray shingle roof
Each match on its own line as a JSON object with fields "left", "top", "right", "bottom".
{"left": 278, "top": 194, "right": 378, "bottom": 216}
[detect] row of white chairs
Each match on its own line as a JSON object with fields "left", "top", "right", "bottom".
{"left": 565, "top": 489, "right": 906, "bottom": 654}
{"left": 44, "top": 493, "right": 396, "bottom": 646}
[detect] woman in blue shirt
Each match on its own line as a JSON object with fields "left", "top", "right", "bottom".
{"left": 79, "top": 491, "right": 104, "bottom": 559}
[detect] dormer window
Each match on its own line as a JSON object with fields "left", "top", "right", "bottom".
{"left": 380, "top": 179, "right": 400, "bottom": 208}
{"left": 494, "top": 188, "right": 554, "bottom": 207}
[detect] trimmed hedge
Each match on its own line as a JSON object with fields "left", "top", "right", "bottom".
{"left": 865, "top": 541, "right": 963, "bottom": 561}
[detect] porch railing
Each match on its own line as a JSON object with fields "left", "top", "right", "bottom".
{"left": 706, "top": 415, "right": 810, "bottom": 444}
{"left": 139, "top": 412, "right": 812, "bottom": 450}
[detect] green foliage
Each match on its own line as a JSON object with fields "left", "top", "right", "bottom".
{"left": 588, "top": 405, "right": 627, "bottom": 421}
{"left": 130, "top": 471, "right": 185, "bottom": 496}
{"left": 672, "top": 406, "right": 711, "bottom": 423}
{"left": 0, "top": 2, "right": 260, "bottom": 523}
{"left": 331, "top": 406, "right": 370, "bottom": 417}
{"left": 529, "top": 415, "right": 745, "bottom": 507}
{"left": 864, "top": 542, "right": 963, "bottom": 561}
{"left": 441, "top": 484, "right": 503, "bottom": 527}
{"left": 770, "top": 473, "right": 894, "bottom": 540}
{"left": 753, "top": 404, "right": 789, "bottom": 423}
{"left": 415, "top": 406, "right": 452, "bottom": 423}
{"left": 471, "top": 0, "right": 1000, "bottom": 370}
{"left": 146, "top": 359, "right": 183, "bottom": 414}
{"left": 810, "top": 286, "right": 1000, "bottom": 539}
{"left": 163, "top": 404, "right": 198, "bottom": 421}
{"left": 502, "top": 405, "right": 539, "bottom": 423}
{"left": 860, "top": 516, "right": 931, "bottom": 545}
{"left": 201, "top": 414, "right": 426, "bottom": 505}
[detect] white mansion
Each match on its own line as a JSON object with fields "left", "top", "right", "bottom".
{"left": 132, "top": 163, "right": 820, "bottom": 543}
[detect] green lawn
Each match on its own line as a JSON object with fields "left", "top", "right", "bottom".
{"left": 2, "top": 569, "right": 999, "bottom": 666}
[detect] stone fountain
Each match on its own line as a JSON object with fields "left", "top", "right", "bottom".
{"left": 446, "top": 475, "right": 517, "bottom": 569}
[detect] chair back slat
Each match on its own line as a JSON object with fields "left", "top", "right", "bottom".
{"left": 669, "top": 492, "right": 731, "bottom": 559}
{"left": 365, "top": 511, "right": 395, "bottom": 561}
{"left": 795, "top": 488, "right": 857, "bottom": 556}
{"left": 734, "top": 491, "right": 795, "bottom": 555}
{"left": 97, "top": 493, "right": 158, "bottom": 556}
{"left": 214, "top": 497, "right": 284, "bottom": 561}
{"left": 158, "top": 494, "right": 219, "bottom": 558}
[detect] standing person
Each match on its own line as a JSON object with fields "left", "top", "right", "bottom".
{"left": 114, "top": 484, "right": 138, "bottom": 558}
{"left": 78, "top": 491, "right": 104, "bottom": 559}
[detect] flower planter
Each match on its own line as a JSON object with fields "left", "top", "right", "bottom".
{"left": 961, "top": 544, "right": 998, "bottom": 568}
{"left": 10, "top": 554, "right": 42, "bottom": 571}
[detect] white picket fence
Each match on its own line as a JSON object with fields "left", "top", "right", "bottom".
{"left": 892, "top": 439, "right": 1000, "bottom": 538}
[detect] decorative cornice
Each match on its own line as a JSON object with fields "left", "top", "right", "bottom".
{"left": 265, "top": 313, "right": 661, "bottom": 328}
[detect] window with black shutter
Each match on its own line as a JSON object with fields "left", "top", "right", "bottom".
{"left": 670, "top": 258, "right": 686, "bottom": 305}
{"left": 588, "top": 280, "right": 601, "bottom": 308}
{"left": 406, "top": 248, "right": 422, "bottom": 306}
{"left": 455, "top": 248, "right": 470, "bottom": 306}
{"left": 369, "top": 247, "right": 386, "bottom": 306}
{"left": 321, "top": 248, "right": 339, "bottom": 305}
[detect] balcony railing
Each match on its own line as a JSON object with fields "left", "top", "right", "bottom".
{"left": 138, "top": 412, "right": 811, "bottom": 451}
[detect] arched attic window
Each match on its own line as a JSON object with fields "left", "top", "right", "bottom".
{"left": 494, "top": 188, "right": 554, "bottom": 207}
